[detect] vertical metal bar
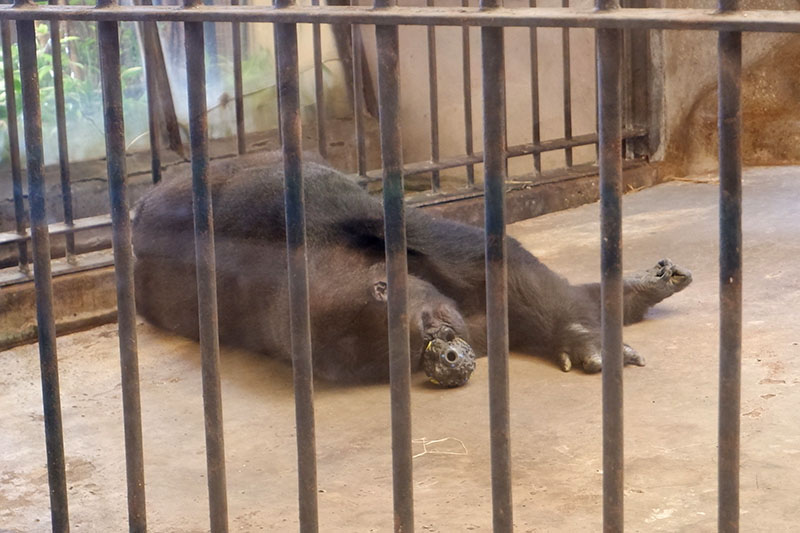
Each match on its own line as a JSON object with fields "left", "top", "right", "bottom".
{"left": 596, "top": 1, "right": 623, "bottom": 532}
{"left": 272, "top": 8, "right": 282, "bottom": 145}
{"left": 528, "top": 0, "right": 541, "bottom": 174}
{"left": 96, "top": 7, "right": 147, "bottom": 531}
{"left": 139, "top": 1, "right": 162, "bottom": 183}
{"left": 183, "top": 2, "right": 230, "bottom": 530}
{"left": 717, "top": 1, "right": 742, "bottom": 531}
{"left": 275, "top": 1, "right": 320, "bottom": 530}
{"left": 1, "top": 19, "right": 28, "bottom": 270}
{"left": 426, "top": 0, "right": 440, "bottom": 192}
{"left": 351, "top": 22, "right": 366, "bottom": 177}
{"left": 460, "top": 0, "right": 474, "bottom": 188}
{"left": 561, "top": 0, "right": 573, "bottom": 167}
{"left": 48, "top": 2, "right": 75, "bottom": 258}
{"left": 16, "top": 10, "right": 70, "bottom": 531}
{"left": 231, "top": 0, "right": 246, "bottom": 154}
{"left": 311, "top": 0, "right": 327, "bottom": 158}
{"left": 374, "top": 0, "right": 414, "bottom": 530}
{"left": 480, "top": 0, "right": 512, "bottom": 529}
{"left": 627, "top": 0, "right": 649, "bottom": 159}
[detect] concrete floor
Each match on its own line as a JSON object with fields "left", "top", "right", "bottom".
{"left": 2, "top": 166, "right": 799, "bottom": 532}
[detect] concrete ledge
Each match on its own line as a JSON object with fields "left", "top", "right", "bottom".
{"left": 0, "top": 266, "right": 118, "bottom": 351}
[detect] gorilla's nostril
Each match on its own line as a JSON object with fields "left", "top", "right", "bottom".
{"left": 445, "top": 350, "right": 459, "bottom": 363}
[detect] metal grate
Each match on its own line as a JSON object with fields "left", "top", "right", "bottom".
{"left": 0, "top": 1, "right": 757, "bottom": 531}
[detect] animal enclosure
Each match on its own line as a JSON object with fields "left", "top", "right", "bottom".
{"left": 0, "top": 1, "right": 794, "bottom": 532}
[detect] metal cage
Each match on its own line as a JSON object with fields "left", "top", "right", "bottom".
{"left": 0, "top": 0, "right": 766, "bottom": 531}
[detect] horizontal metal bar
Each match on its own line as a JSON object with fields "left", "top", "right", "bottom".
{"left": 0, "top": 6, "right": 798, "bottom": 33}
{"left": 0, "top": 213, "right": 116, "bottom": 245}
{"left": 0, "top": 249, "right": 114, "bottom": 286}
{"left": 360, "top": 128, "right": 646, "bottom": 181}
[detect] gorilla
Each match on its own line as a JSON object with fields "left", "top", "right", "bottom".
{"left": 132, "top": 155, "right": 692, "bottom": 382}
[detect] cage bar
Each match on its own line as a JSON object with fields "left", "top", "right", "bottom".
{"left": 15, "top": 11, "right": 70, "bottom": 531}
{"left": 48, "top": 2, "right": 76, "bottom": 258}
{"left": 351, "top": 22, "right": 367, "bottom": 177}
{"left": 374, "top": 0, "right": 415, "bottom": 528}
{"left": 460, "top": 0, "right": 474, "bottom": 188}
{"left": 528, "top": 0, "right": 541, "bottom": 174}
{"left": 1, "top": 18, "right": 28, "bottom": 269}
{"left": 561, "top": 0, "right": 573, "bottom": 167}
{"left": 96, "top": 7, "right": 148, "bottom": 530}
{"left": 311, "top": 0, "right": 327, "bottom": 158}
{"left": 273, "top": 9, "right": 282, "bottom": 146}
{"left": 183, "top": 3, "right": 230, "bottom": 530}
{"left": 595, "top": 1, "right": 624, "bottom": 532}
{"left": 231, "top": 0, "right": 246, "bottom": 154}
{"left": 717, "top": 1, "right": 742, "bottom": 531}
{"left": 139, "top": 1, "right": 163, "bottom": 183}
{"left": 480, "top": 0, "right": 512, "bottom": 529}
{"left": 0, "top": 5, "right": 800, "bottom": 32}
{"left": 275, "top": 0, "right": 321, "bottom": 528}
{"left": 426, "top": 0, "right": 440, "bottom": 192}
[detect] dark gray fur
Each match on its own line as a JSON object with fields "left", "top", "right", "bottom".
{"left": 132, "top": 157, "right": 691, "bottom": 381}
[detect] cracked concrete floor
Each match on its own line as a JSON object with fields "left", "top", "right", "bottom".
{"left": 2, "top": 166, "right": 799, "bottom": 532}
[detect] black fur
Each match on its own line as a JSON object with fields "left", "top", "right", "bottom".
{"left": 132, "top": 157, "right": 691, "bottom": 381}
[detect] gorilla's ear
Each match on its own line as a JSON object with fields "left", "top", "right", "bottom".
{"left": 372, "top": 280, "right": 388, "bottom": 302}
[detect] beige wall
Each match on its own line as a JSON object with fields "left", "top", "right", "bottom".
{"left": 357, "top": 0, "right": 600, "bottom": 180}
{"left": 659, "top": 0, "right": 800, "bottom": 174}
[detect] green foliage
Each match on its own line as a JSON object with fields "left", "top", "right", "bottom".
{"left": 0, "top": 18, "right": 148, "bottom": 163}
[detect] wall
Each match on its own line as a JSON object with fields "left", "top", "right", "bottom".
{"left": 658, "top": 0, "right": 800, "bottom": 174}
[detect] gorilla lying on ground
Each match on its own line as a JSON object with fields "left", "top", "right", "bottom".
{"left": 132, "top": 156, "right": 692, "bottom": 382}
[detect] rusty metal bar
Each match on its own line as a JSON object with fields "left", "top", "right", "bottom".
{"left": 4, "top": 5, "right": 800, "bottom": 32}
{"left": 528, "top": 0, "right": 541, "bottom": 174}
{"left": 311, "top": 0, "right": 327, "bottom": 158}
{"left": 15, "top": 10, "right": 70, "bottom": 531}
{"left": 375, "top": 0, "right": 415, "bottom": 528}
{"left": 717, "top": 1, "right": 742, "bottom": 531}
{"left": 351, "top": 22, "right": 367, "bottom": 177}
{"left": 231, "top": 0, "right": 246, "bottom": 154}
{"left": 96, "top": 7, "right": 147, "bottom": 530}
{"left": 273, "top": 10, "right": 282, "bottom": 146}
{"left": 426, "top": 0, "right": 440, "bottom": 192}
{"left": 481, "top": 0, "right": 512, "bottom": 529}
{"left": 275, "top": 0, "right": 321, "bottom": 528}
{"left": 356, "top": 128, "right": 645, "bottom": 183}
{"left": 183, "top": 1, "right": 230, "bottom": 530}
{"left": 1, "top": 18, "right": 28, "bottom": 270}
{"left": 460, "top": 0, "right": 474, "bottom": 187}
{"left": 48, "top": 2, "right": 75, "bottom": 258}
{"left": 561, "top": 0, "right": 573, "bottom": 167}
{"left": 596, "top": 1, "right": 624, "bottom": 532}
{"left": 140, "top": 0, "right": 162, "bottom": 183}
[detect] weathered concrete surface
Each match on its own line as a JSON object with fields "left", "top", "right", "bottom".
{"left": 1, "top": 166, "right": 798, "bottom": 531}
{"left": 0, "top": 265, "right": 118, "bottom": 351}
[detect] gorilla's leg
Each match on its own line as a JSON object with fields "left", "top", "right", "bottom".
{"left": 579, "top": 258, "right": 693, "bottom": 326}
